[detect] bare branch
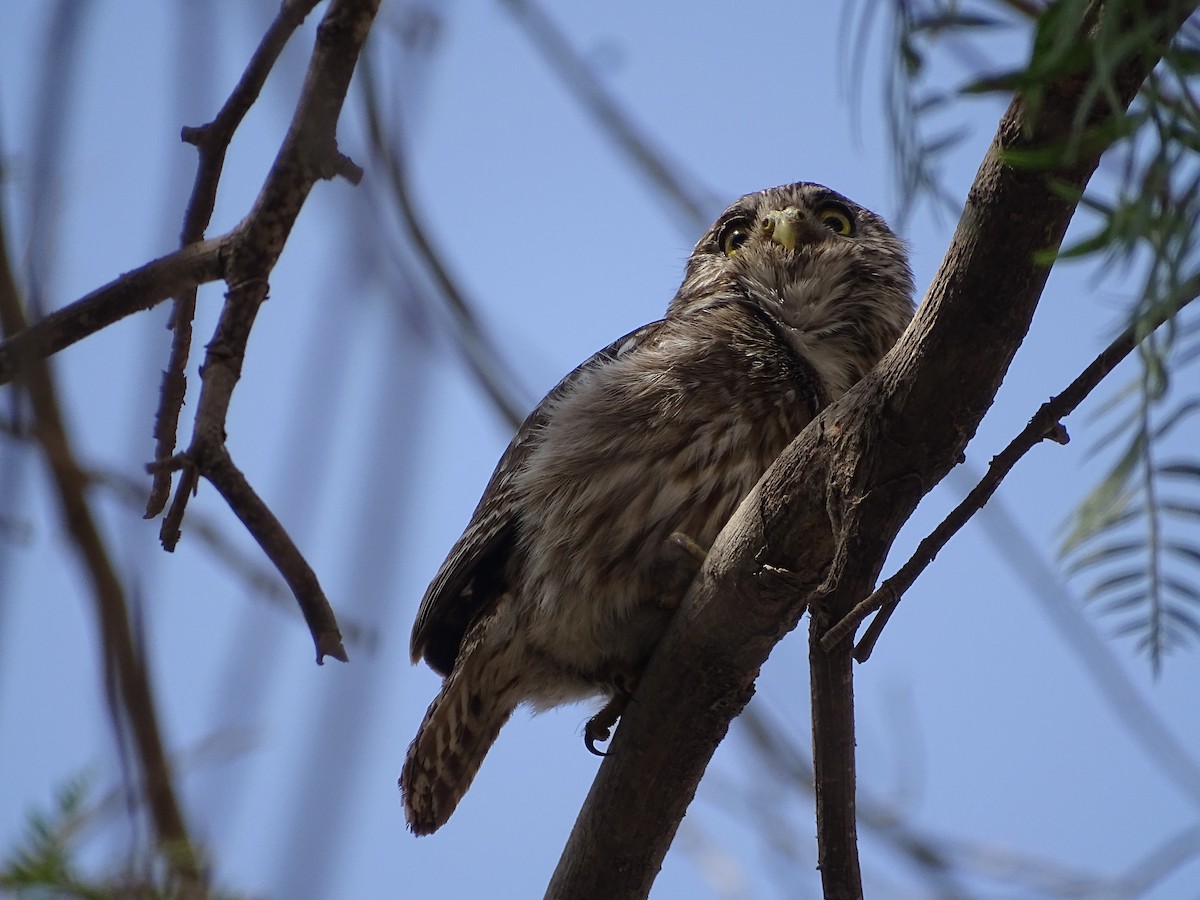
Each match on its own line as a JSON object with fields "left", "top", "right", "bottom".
{"left": 359, "top": 59, "right": 530, "bottom": 430}
{"left": 499, "top": 0, "right": 718, "bottom": 233}
{"left": 148, "top": 0, "right": 326, "bottom": 518}
{"left": 829, "top": 280, "right": 1200, "bottom": 661}
{"left": 201, "top": 448, "right": 347, "bottom": 664}
{"left": 142, "top": 0, "right": 380, "bottom": 663}
{"left": 95, "top": 466, "right": 379, "bottom": 652}
{"left": 0, "top": 237, "right": 228, "bottom": 386}
{"left": 546, "top": 2, "right": 1195, "bottom": 896}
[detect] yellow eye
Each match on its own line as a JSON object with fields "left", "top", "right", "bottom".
{"left": 817, "top": 204, "right": 855, "bottom": 236}
{"left": 718, "top": 220, "right": 752, "bottom": 256}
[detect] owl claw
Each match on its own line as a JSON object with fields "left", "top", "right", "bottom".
{"left": 584, "top": 691, "right": 630, "bottom": 757}
{"left": 655, "top": 532, "right": 710, "bottom": 608}
{"left": 584, "top": 725, "right": 611, "bottom": 757}
{"left": 668, "top": 531, "right": 709, "bottom": 564}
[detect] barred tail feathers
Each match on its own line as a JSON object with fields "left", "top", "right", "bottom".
{"left": 400, "top": 650, "right": 521, "bottom": 835}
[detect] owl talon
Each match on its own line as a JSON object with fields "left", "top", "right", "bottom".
{"left": 584, "top": 725, "right": 611, "bottom": 757}
{"left": 655, "top": 532, "right": 710, "bottom": 608}
{"left": 668, "top": 531, "right": 709, "bottom": 564}
{"left": 584, "top": 692, "right": 630, "bottom": 757}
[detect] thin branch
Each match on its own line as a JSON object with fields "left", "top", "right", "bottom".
{"left": 94, "top": 465, "right": 379, "bottom": 653}
{"left": 498, "top": 0, "right": 718, "bottom": 234}
{"left": 0, "top": 237, "right": 229, "bottom": 387}
{"left": 0, "top": 163, "right": 206, "bottom": 897}
{"left": 359, "top": 58, "right": 530, "bottom": 430}
{"left": 192, "top": 448, "right": 347, "bottom": 664}
{"left": 149, "top": 0, "right": 378, "bottom": 664}
{"left": 148, "top": 0, "right": 325, "bottom": 518}
{"left": 1, "top": 417, "right": 378, "bottom": 652}
{"left": 826, "top": 281, "right": 1200, "bottom": 661}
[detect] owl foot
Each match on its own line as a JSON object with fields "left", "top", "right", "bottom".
{"left": 584, "top": 694, "right": 627, "bottom": 757}
{"left": 656, "top": 531, "right": 710, "bottom": 609}
{"left": 584, "top": 674, "right": 639, "bottom": 756}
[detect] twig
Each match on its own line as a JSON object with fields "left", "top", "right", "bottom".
{"left": 147, "top": 0, "right": 324, "bottom": 518}
{"left": 358, "top": 59, "right": 529, "bottom": 429}
{"left": 0, "top": 170, "right": 207, "bottom": 897}
{"left": 0, "top": 418, "right": 379, "bottom": 651}
{"left": 93, "top": 465, "right": 378, "bottom": 651}
{"left": 498, "top": 0, "right": 718, "bottom": 234}
{"left": 202, "top": 448, "right": 348, "bottom": 664}
{"left": 153, "top": 0, "right": 378, "bottom": 660}
{"left": 831, "top": 283, "right": 1200, "bottom": 662}
{"left": 4, "top": 2, "right": 377, "bottom": 665}
{"left": 0, "top": 237, "right": 228, "bottom": 387}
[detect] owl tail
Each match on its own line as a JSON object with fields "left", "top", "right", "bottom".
{"left": 400, "top": 645, "right": 522, "bottom": 835}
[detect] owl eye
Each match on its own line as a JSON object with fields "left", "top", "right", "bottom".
{"left": 817, "top": 203, "right": 855, "bottom": 236}
{"left": 718, "top": 220, "right": 752, "bottom": 256}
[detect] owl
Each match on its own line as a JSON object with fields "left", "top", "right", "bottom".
{"left": 400, "top": 182, "right": 914, "bottom": 834}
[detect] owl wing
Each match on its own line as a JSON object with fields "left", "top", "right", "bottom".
{"left": 410, "top": 318, "right": 670, "bottom": 675}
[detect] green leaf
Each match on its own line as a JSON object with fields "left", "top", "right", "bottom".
{"left": 1164, "top": 604, "right": 1200, "bottom": 639}
{"left": 1097, "top": 590, "right": 1149, "bottom": 615}
{"left": 1163, "top": 501, "right": 1200, "bottom": 520}
{"left": 1164, "top": 576, "right": 1200, "bottom": 604}
{"left": 1063, "top": 539, "right": 1144, "bottom": 574}
{"left": 1085, "top": 569, "right": 1145, "bottom": 600}
{"left": 1165, "top": 541, "right": 1200, "bottom": 570}
{"left": 1156, "top": 459, "right": 1200, "bottom": 480}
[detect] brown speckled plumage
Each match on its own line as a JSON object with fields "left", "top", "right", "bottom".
{"left": 400, "top": 182, "right": 914, "bottom": 834}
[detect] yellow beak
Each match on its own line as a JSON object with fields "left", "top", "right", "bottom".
{"left": 762, "top": 206, "right": 815, "bottom": 252}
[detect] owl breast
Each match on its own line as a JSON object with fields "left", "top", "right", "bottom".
{"left": 507, "top": 304, "right": 823, "bottom": 706}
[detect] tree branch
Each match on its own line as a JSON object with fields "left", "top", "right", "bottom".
{"left": 499, "top": 0, "right": 718, "bottom": 234}
{"left": 827, "top": 280, "right": 1200, "bottom": 661}
{"left": 3, "top": 1, "right": 381, "bottom": 665}
{"left": 545, "top": 2, "right": 1197, "bottom": 897}
{"left": 148, "top": 0, "right": 325, "bottom": 518}
{"left": 0, "top": 237, "right": 228, "bottom": 387}
{"left": 154, "top": 448, "right": 348, "bottom": 664}
{"left": 147, "top": 0, "right": 380, "bottom": 662}
{"left": 358, "top": 59, "right": 530, "bottom": 430}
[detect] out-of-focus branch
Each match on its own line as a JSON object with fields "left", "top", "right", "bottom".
{"left": 739, "top": 703, "right": 1200, "bottom": 896}
{"left": 0, "top": 170, "right": 206, "bottom": 898}
{"left": 359, "top": 59, "right": 528, "bottom": 430}
{"left": 0, "top": 238, "right": 229, "bottom": 387}
{"left": 827, "top": 280, "right": 1200, "bottom": 660}
{"left": 499, "top": 0, "right": 718, "bottom": 234}
{"left": 148, "top": 0, "right": 325, "bottom": 519}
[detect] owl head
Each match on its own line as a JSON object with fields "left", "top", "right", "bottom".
{"left": 669, "top": 182, "right": 915, "bottom": 398}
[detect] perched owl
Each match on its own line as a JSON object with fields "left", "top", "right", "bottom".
{"left": 400, "top": 182, "right": 914, "bottom": 834}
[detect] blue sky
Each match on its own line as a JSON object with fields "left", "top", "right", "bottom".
{"left": 2, "top": 3, "right": 1199, "bottom": 898}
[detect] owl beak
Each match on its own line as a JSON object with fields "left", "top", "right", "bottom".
{"left": 762, "top": 207, "right": 819, "bottom": 252}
